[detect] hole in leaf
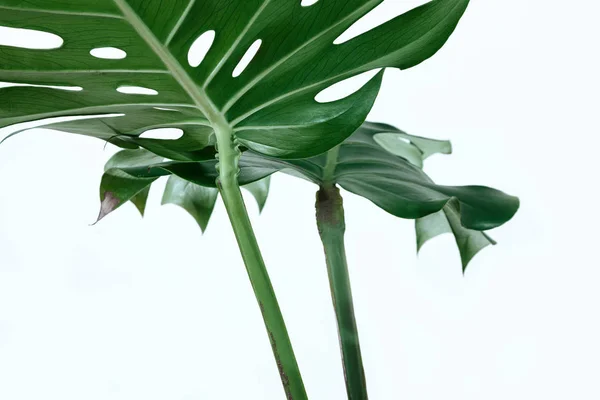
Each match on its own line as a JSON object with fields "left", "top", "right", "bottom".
{"left": 153, "top": 107, "right": 179, "bottom": 112}
{"left": 90, "top": 47, "right": 127, "bottom": 60}
{"left": 0, "top": 26, "right": 63, "bottom": 49}
{"left": 333, "top": 0, "right": 428, "bottom": 45}
{"left": 315, "top": 69, "right": 381, "bottom": 103}
{"left": 139, "top": 128, "right": 183, "bottom": 140}
{"left": 188, "top": 30, "right": 216, "bottom": 67}
{"left": 301, "top": 0, "right": 319, "bottom": 6}
{"left": 232, "top": 39, "right": 262, "bottom": 78}
{"left": 117, "top": 86, "right": 158, "bottom": 95}
{"left": 0, "top": 82, "right": 82, "bottom": 91}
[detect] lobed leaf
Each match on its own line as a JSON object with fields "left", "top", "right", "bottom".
{"left": 1, "top": 0, "right": 469, "bottom": 159}
{"left": 98, "top": 123, "right": 517, "bottom": 228}
{"left": 95, "top": 120, "right": 518, "bottom": 267}
{"left": 96, "top": 148, "right": 272, "bottom": 229}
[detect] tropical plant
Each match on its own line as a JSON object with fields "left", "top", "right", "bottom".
{"left": 0, "top": 0, "right": 474, "bottom": 398}
{"left": 90, "top": 121, "right": 519, "bottom": 399}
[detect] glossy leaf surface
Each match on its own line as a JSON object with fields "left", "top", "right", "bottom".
{"left": 0, "top": 0, "right": 469, "bottom": 159}
{"left": 98, "top": 148, "right": 271, "bottom": 230}
{"left": 416, "top": 198, "right": 497, "bottom": 270}
{"left": 162, "top": 175, "right": 218, "bottom": 232}
{"left": 243, "top": 176, "right": 271, "bottom": 213}
{"left": 99, "top": 121, "right": 519, "bottom": 235}
{"left": 97, "top": 148, "right": 163, "bottom": 222}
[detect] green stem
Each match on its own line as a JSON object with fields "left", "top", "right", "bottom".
{"left": 113, "top": 4, "right": 304, "bottom": 394}
{"left": 215, "top": 122, "right": 307, "bottom": 400}
{"left": 316, "top": 184, "right": 368, "bottom": 400}
{"left": 319, "top": 146, "right": 368, "bottom": 398}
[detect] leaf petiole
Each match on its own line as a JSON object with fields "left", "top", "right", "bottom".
{"left": 214, "top": 122, "right": 307, "bottom": 399}
{"left": 316, "top": 183, "right": 368, "bottom": 399}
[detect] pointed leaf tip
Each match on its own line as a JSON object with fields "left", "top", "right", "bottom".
{"left": 161, "top": 176, "right": 218, "bottom": 233}
{"left": 415, "top": 199, "right": 497, "bottom": 272}
{"left": 94, "top": 192, "right": 120, "bottom": 224}
{"left": 130, "top": 186, "right": 151, "bottom": 217}
{"left": 96, "top": 149, "right": 162, "bottom": 222}
{"left": 243, "top": 176, "right": 271, "bottom": 213}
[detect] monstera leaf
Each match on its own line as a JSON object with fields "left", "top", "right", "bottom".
{"left": 94, "top": 119, "right": 518, "bottom": 398}
{"left": 1, "top": 0, "right": 469, "bottom": 160}
{"left": 97, "top": 121, "right": 519, "bottom": 267}
{"left": 97, "top": 147, "right": 270, "bottom": 230}
{"left": 1, "top": 3, "right": 479, "bottom": 395}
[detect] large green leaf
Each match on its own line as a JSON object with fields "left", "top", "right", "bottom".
{"left": 1, "top": 0, "right": 469, "bottom": 159}
{"left": 99, "top": 121, "right": 519, "bottom": 233}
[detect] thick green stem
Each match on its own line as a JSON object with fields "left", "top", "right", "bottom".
{"left": 316, "top": 184, "right": 368, "bottom": 400}
{"left": 215, "top": 122, "right": 307, "bottom": 400}
{"left": 113, "top": 4, "right": 304, "bottom": 394}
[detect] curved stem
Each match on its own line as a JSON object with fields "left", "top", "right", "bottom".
{"left": 215, "top": 122, "right": 307, "bottom": 400}
{"left": 316, "top": 184, "right": 368, "bottom": 400}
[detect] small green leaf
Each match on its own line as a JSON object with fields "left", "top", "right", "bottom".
{"left": 161, "top": 176, "right": 218, "bottom": 232}
{"left": 97, "top": 170, "right": 156, "bottom": 222}
{"left": 96, "top": 149, "right": 163, "bottom": 222}
{"left": 416, "top": 198, "right": 496, "bottom": 271}
{"left": 243, "top": 176, "right": 271, "bottom": 213}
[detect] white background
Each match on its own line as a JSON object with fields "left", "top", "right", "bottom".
{"left": 1, "top": 0, "right": 599, "bottom": 399}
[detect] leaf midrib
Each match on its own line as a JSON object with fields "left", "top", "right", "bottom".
{"left": 111, "top": 0, "right": 226, "bottom": 129}
{"left": 112, "top": 0, "right": 345, "bottom": 132}
{"left": 3, "top": 0, "right": 466, "bottom": 142}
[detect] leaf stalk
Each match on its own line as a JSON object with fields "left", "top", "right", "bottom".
{"left": 322, "top": 145, "right": 341, "bottom": 185}
{"left": 214, "top": 122, "right": 307, "bottom": 400}
{"left": 316, "top": 184, "right": 368, "bottom": 400}
{"left": 115, "top": 1, "right": 306, "bottom": 392}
